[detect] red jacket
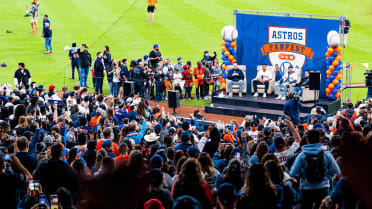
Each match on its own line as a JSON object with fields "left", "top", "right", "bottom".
{"left": 182, "top": 69, "right": 193, "bottom": 86}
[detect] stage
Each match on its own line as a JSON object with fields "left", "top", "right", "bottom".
{"left": 205, "top": 94, "right": 341, "bottom": 121}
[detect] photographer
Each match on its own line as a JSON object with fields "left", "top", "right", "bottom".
{"left": 284, "top": 93, "right": 301, "bottom": 124}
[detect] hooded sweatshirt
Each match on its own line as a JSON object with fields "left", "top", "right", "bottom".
{"left": 289, "top": 143, "right": 340, "bottom": 190}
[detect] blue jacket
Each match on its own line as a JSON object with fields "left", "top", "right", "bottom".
{"left": 115, "top": 109, "right": 128, "bottom": 124}
{"left": 212, "top": 151, "right": 229, "bottom": 173}
{"left": 284, "top": 100, "right": 301, "bottom": 124}
{"left": 69, "top": 48, "right": 80, "bottom": 66}
{"left": 227, "top": 68, "right": 244, "bottom": 82}
{"left": 120, "top": 64, "right": 130, "bottom": 82}
{"left": 123, "top": 121, "right": 147, "bottom": 145}
{"left": 289, "top": 143, "right": 341, "bottom": 190}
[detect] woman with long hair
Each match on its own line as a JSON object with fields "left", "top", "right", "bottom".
{"left": 11, "top": 104, "right": 26, "bottom": 129}
{"left": 249, "top": 142, "right": 268, "bottom": 164}
{"left": 172, "top": 158, "right": 213, "bottom": 209}
{"left": 216, "top": 159, "right": 244, "bottom": 190}
{"left": 237, "top": 164, "right": 279, "bottom": 209}
{"left": 198, "top": 152, "right": 220, "bottom": 191}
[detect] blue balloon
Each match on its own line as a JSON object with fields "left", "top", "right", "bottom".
{"left": 328, "top": 56, "right": 334, "bottom": 62}
{"left": 221, "top": 51, "right": 225, "bottom": 56}
{"left": 228, "top": 47, "right": 234, "bottom": 52}
{"left": 336, "top": 84, "right": 342, "bottom": 89}
{"left": 333, "top": 70, "right": 339, "bottom": 76}
{"left": 326, "top": 78, "right": 332, "bottom": 84}
{"left": 327, "top": 59, "right": 333, "bottom": 65}
{"left": 225, "top": 41, "right": 231, "bottom": 47}
{"left": 335, "top": 66, "right": 342, "bottom": 71}
{"left": 231, "top": 50, "right": 236, "bottom": 55}
{"left": 224, "top": 61, "right": 231, "bottom": 65}
{"left": 332, "top": 89, "right": 338, "bottom": 94}
{"left": 332, "top": 51, "right": 338, "bottom": 57}
{"left": 222, "top": 56, "right": 228, "bottom": 61}
{"left": 329, "top": 75, "right": 335, "bottom": 80}
{"left": 338, "top": 61, "right": 342, "bottom": 66}
{"left": 329, "top": 94, "right": 335, "bottom": 99}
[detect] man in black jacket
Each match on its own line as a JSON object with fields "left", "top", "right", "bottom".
{"left": 132, "top": 61, "right": 146, "bottom": 98}
{"left": 292, "top": 70, "right": 310, "bottom": 96}
{"left": 94, "top": 52, "right": 105, "bottom": 94}
{"left": 78, "top": 45, "right": 92, "bottom": 88}
{"left": 33, "top": 143, "right": 78, "bottom": 196}
{"left": 14, "top": 62, "right": 31, "bottom": 90}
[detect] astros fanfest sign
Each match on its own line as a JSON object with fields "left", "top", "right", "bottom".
{"left": 260, "top": 26, "right": 313, "bottom": 73}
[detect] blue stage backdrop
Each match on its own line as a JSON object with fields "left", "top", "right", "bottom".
{"left": 236, "top": 13, "right": 339, "bottom": 97}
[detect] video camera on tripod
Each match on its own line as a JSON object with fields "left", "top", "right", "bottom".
{"left": 364, "top": 70, "right": 372, "bottom": 87}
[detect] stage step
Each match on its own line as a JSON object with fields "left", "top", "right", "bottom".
{"left": 211, "top": 95, "right": 314, "bottom": 112}
{"left": 205, "top": 103, "right": 309, "bottom": 121}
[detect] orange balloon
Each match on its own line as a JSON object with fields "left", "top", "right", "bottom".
{"left": 228, "top": 55, "right": 234, "bottom": 61}
{"left": 333, "top": 80, "right": 339, "bottom": 85}
{"left": 328, "top": 47, "right": 334, "bottom": 54}
{"left": 327, "top": 75, "right": 330, "bottom": 79}
{"left": 224, "top": 51, "right": 230, "bottom": 57}
{"left": 230, "top": 41, "right": 236, "bottom": 47}
{"left": 326, "top": 93, "right": 329, "bottom": 97}
{"left": 336, "top": 56, "right": 342, "bottom": 62}
{"left": 325, "top": 52, "right": 330, "bottom": 57}
{"left": 336, "top": 75, "right": 342, "bottom": 80}
{"left": 233, "top": 59, "right": 237, "bottom": 63}
{"left": 338, "top": 51, "right": 343, "bottom": 56}
{"left": 222, "top": 64, "right": 227, "bottom": 70}
{"left": 328, "top": 84, "right": 334, "bottom": 89}
{"left": 222, "top": 46, "right": 227, "bottom": 52}
{"left": 338, "top": 70, "right": 343, "bottom": 75}
{"left": 338, "top": 89, "right": 342, "bottom": 93}
{"left": 335, "top": 46, "right": 342, "bottom": 53}
{"left": 329, "top": 65, "right": 335, "bottom": 71}
{"left": 326, "top": 88, "right": 331, "bottom": 93}
{"left": 221, "top": 40, "right": 225, "bottom": 47}
{"left": 335, "top": 93, "right": 341, "bottom": 98}
{"left": 332, "top": 60, "right": 339, "bottom": 66}
{"left": 326, "top": 70, "right": 332, "bottom": 75}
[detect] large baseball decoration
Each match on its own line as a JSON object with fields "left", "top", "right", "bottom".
{"left": 325, "top": 30, "right": 342, "bottom": 100}
{"left": 221, "top": 26, "right": 238, "bottom": 70}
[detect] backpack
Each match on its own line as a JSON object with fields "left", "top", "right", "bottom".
{"left": 304, "top": 151, "right": 325, "bottom": 183}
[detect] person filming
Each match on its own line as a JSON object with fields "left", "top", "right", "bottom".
{"left": 284, "top": 93, "right": 301, "bottom": 124}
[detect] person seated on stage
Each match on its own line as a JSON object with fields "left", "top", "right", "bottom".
{"left": 275, "top": 66, "right": 297, "bottom": 101}
{"left": 292, "top": 70, "right": 310, "bottom": 96}
{"left": 253, "top": 64, "right": 272, "bottom": 98}
{"left": 227, "top": 62, "right": 245, "bottom": 97}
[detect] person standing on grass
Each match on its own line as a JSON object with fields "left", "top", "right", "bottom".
{"left": 112, "top": 63, "right": 121, "bottom": 97}
{"left": 106, "top": 59, "right": 114, "bottom": 96}
{"left": 14, "top": 63, "right": 31, "bottom": 90}
{"left": 149, "top": 44, "right": 162, "bottom": 68}
{"left": 193, "top": 61, "right": 205, "bottom": 100}
{"left": 78, "top": 44, "right": 92, "bottom": 88}
{"left": 146, "top": 0, "right": 157, "bottom": 22}
{"left": 69, "top": 43, "right": 80, "bottom": 80}
{"left": 42, "top": 23, "right": 52, "bottom": 54}
{"left": 42, "top": 14, "right": 50, "bottom": 30}
{"left": 94, "top": 52, "right": 105, "bottom": 94}
{"left": 342, "top": 18, "right": 351, "bottom": 47}
{"left": 28, "top": 2, "right": 38, "bottom": 33}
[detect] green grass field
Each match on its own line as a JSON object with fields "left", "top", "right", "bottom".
{"left": 1, "top": 0, "right": 371, "bottom": 106}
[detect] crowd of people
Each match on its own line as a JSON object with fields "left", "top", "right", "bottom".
{"left": 67, "top": 43, "right": 227, "bottom": 102}
{"left": 0, "top": 75, "right": 371, "bottom": 209}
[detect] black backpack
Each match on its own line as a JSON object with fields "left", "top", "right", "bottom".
{"left": 304, "top": 151, "right": 325, "bottom": 183}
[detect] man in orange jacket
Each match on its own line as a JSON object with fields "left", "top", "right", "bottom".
{"left": 146, "top": 0, "right": 157, "bottom": 22}
{"left": 193, "top": 61, "right": 205, "bottom": 100}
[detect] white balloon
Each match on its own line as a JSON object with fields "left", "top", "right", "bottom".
{"left": 327, "top": 30, "right": 339, "bottom": 46}
{"left": 221, "top": 25, "right": 238, "bottom": 41}
{"left": 330, "top": 35, "right": 341, "bottom": 47}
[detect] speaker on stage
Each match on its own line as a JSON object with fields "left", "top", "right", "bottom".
{"left": 309, "top": 72, "right": 321, "bottom": 90}
{"left": 168, "top": 90, "right": 180, "bottom": 110}
{"left": 123, "top": 81, "right": 134, "bottom": 97}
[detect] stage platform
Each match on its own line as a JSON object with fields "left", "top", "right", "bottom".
{"left": 205, "top": 94, "right": 341, "bottom": 121}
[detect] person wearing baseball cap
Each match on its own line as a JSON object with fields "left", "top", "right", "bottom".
{"left": 47, "top": 85, "right": 61, "bottom": 101}
{"left": 201, "top": 50, "right": 217, "bottom": 63}
{"left": 174, "top": 57, "right": 184, "bottom": 74}
{"left": 149, "top": 44, "right": 162, "bottom": 68}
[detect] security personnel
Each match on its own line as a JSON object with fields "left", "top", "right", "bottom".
{"left": 131, "top": 61, "right": 146, "bottom": 98}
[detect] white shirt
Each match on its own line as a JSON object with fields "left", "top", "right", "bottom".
{"left": 256, "top": 70, "right": 272, "bottom": 81}
{"left": 274, "top": 142, "right": 300, "bottom": 166}
{"left": 113, "top": 68, "right": 120, "bottom": 83}
{"left": 280, "top": 71, "right": 297, "bottom": 84}
{"left": 173, "top": 72, "right": 183, "bottom": 85}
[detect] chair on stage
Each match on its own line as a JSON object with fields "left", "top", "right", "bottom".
{"left": 226, "top": 65, "right": 247, "bottom": 94}
{"left": 251, "top": 65, "right": 276, "bottom": 95}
